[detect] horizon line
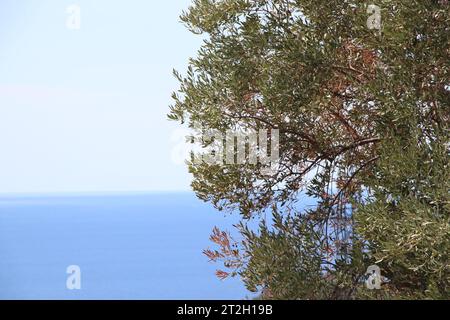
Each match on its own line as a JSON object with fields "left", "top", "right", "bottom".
{"left": 0, "top": 190, "right": 194, "bottom": 198}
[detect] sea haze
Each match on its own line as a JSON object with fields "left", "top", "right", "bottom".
{"left": 0, "top": 192, "right": 251, "bottom": 300}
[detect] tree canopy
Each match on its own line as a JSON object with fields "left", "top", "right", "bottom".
{"left": 169, "top": 0, "right": 449, "bottom": 299}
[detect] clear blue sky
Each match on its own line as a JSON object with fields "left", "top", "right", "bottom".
{"left": 0, "top": 0, "right": 202, "bottom": 194}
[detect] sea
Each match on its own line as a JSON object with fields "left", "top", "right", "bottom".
{"left": 0, "top": 192, "right": 253, "bottom": 300}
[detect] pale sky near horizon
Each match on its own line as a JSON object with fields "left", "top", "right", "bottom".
{"left": 0, "top": 0, "right": 202, "bottom": 194}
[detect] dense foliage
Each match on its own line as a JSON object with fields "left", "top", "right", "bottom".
{"left": 169, "top": 0, "right": 449, "bottom": 299}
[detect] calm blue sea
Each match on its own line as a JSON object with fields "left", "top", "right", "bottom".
{"left": 0, "top": 192, "right": 252, "bottom": 300}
